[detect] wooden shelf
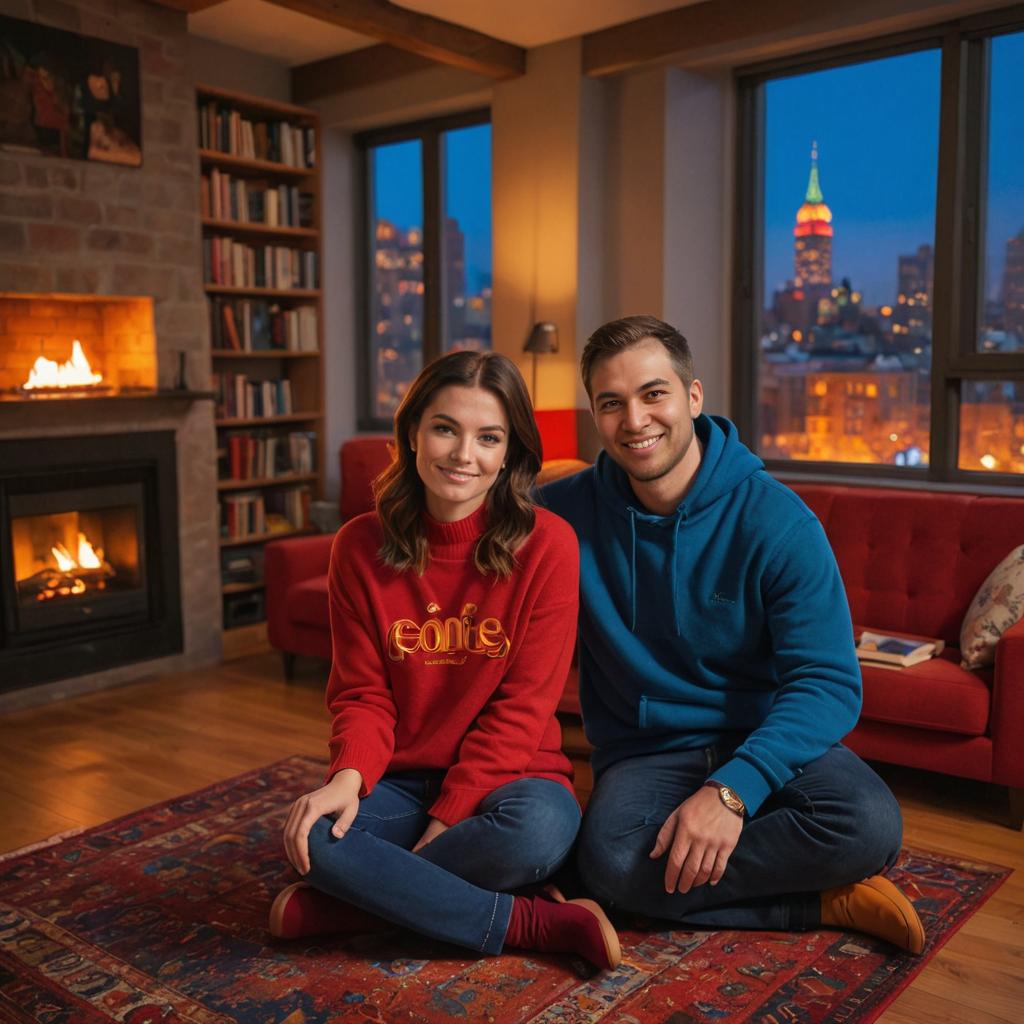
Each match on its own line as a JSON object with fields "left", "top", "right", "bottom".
{"left": 200, "top": 84, "right": 325, "bottom": 635}
{"left": 211, "top": 349, "right": 320, "bottom": 359}
{"left": 220, "top": 527, "right": 316, "bottom": 548}
{"left": 222, "top": 580, "right": 265, "bottom": 595}
{"left": 216, "top": 413, "right": 322, "bottom": 427}
{"left": 204, "top": 285, "right": 320, "bottom": 298}
{"left": 222, "top": 580, "right": 263, "bottom": 595}
{"left": 218, "top": 472, "right": 318, "bottom": 491}
{"left": 199, "top": 149, "right": 313, "bottom": 177}
{"left": 201, "top": 218, "right": 318, "bottom": 240}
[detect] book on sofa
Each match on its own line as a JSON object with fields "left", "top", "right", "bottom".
{"left": 857, "top": 629, "right": 944, "bottom": 669}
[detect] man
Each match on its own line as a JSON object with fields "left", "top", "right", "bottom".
{"left": 542, "top": 314, "right": 924, "bottom": 953}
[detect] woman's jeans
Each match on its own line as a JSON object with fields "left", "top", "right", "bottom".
{"left": 577, "top": 743, "right": 903, "bottom": 931}
{"left": 305, "top": 774, "right": 580, "bottom": 955}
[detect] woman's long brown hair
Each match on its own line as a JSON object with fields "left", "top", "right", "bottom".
{"left": 373, "top": 351, "right": 543, "bottom": 578}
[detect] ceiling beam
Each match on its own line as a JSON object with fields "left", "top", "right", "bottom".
{"left": 266, "top": 0, "right": 525, "bottom": 80}
{"left": 291, "top": 43, "right": 435, "bottom": 102}
{"left": 149, "top": 0, "right": 224, "bottom": 13}
{"left": 581, "top": 0, "right": 1024, "bottom": 76}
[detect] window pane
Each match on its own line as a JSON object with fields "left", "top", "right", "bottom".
{"left": 758, "top": 50, "right": 940, "bottom": 467}
{"left": 978, "top": 31, "right": 1024, "bottom": 353}
{"left": 442, "top": 124, "right": 492, "bottom": 353}
{"left": 370, "top": 139, "right": 423, "bottom": 420}
{"left": 959, "top": 380, "right": 1024, "bottom": 473}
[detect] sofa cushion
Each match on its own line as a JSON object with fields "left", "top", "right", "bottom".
{"left": 791, "top": 484, "right": 1024, "bottom": 646}
{"left": 859, "top": 649, "right": 991, "bottom": 736}
{"left": 960, "top": 544, "right": 1024, "bottom": 670}
{"left": 288, "top": 575, "right": 330, "bottom": 629}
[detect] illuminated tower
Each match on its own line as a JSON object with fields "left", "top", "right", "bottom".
{"left": 794, "top": 143, "right": 833, "bottom": 287}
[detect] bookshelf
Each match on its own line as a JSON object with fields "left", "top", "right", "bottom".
{"left": 197, "top": 84, "right": 325, "bottom": 636}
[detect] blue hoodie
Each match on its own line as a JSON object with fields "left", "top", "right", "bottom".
{"left": 541, "top": 414, "right": 861, "bottom": 815}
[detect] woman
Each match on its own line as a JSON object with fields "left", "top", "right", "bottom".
{"left": 270, "top": 351, "right": 620, "bottom": 970}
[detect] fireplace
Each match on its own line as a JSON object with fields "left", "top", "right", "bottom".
{"left": 0, "top": 432, "right": 182, "bottom": 692}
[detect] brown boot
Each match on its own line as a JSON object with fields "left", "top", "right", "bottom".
{"left": 820, "top": 875, "right": 925, "bottom": 954}
{"left": 505, "top": 893, "right": 622, "bottom": 970}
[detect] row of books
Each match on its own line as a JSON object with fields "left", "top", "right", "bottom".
{"left": 219, "top": 430, "right": 316, "bottom": 482}
{"left": 199, "top": 102, "right": 315, "bottom": 169}
{"left": 222, "top": 486, "right": 311, "bottom": 540}
{"left": 210, "top": 297, "right": 318, "bottom": 353}
{"left": 203, "top": 237, "right": 318, "bottom": 290}
{"left": 216, "top": 373, "right": 293, "bottom": 420}
{"left": 201, "top": 170, "right": 313, "bottom": 228}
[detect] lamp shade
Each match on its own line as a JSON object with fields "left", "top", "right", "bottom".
{"left": 524, "top": 321, "right": 559, "bottom": 354}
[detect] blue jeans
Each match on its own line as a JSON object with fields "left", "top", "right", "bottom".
{"left": 305, "top": 774, "right": 580, "bottom": 954}
{"left": 577, "top": 743, "right": 902, "bottom": 930}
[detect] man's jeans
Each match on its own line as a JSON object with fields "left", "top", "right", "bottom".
{"left": 305, "top": 774, "right": 580, "bottom": 954}
{"left": 577, "top": 743, "right": 902, "bottom": 931}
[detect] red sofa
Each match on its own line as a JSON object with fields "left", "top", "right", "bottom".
{"left": 265, "top": 438, "right": 1024, "bottom": 826}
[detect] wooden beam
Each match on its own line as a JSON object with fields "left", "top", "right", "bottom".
{"left": 291, "top": 43, "right": 435, "bottom": 102}
{"left": 266, "top": 0, "right": 524, "bottom": 80}
{"left": 149, "top": 0, "right": 225, "bottom": 13}
{"left": 581, "top": 0, "right": 1024, "bottom": 76}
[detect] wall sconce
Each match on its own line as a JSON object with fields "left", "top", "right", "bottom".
{"left": 523, "top": 321, "right": 559, "bottom": 404}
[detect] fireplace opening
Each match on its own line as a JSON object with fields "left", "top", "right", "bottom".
{"left": 0, "top": 431, "right": 182, "bottom": 692}
{"left": 10, "top": 485, "right": 146, "bottom": 632}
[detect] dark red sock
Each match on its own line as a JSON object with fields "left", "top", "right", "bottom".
{"left": 504, "top": 894, "right": 621, "bottom": 970}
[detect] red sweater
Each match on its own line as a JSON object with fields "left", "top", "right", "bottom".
{"left": 325, "top": 504, "right": 578, "bottom": 825}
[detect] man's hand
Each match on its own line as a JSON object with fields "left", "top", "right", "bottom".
{"left": 649, "top": 785, "right": 743, "bottom": 894}
{"left": 283, "top": 767, "right": 363, "bottom": 876}
{"left": 412, "top": 817, "right": 449, "bottom": 853}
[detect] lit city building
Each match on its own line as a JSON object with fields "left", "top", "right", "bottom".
{"left": 1003, "top": 228, "right": 1024, "bottom": 345}
{"left": 892, "top": 243, "right": 933, "bottom": 342}
{"left": 794, "top": 142, "right": 833, "bottom": 287}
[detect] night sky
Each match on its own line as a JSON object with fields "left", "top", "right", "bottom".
{"left": 765, "top": 33, "right": 1024, "bottom": 308}
{"left": 372, "top": 33, "right": 1024, "bottom": 312}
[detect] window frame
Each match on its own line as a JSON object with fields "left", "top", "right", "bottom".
{"left": 732, "top": 5, "right": 1024, "bottom": 487}
{"left": 356, "top": 108, "right": 491, "bottom": 432}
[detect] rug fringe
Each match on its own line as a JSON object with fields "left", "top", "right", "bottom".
{"left": 0, "top": 827, "right": 85, "bottom": 863}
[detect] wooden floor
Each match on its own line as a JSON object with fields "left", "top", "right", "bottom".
{"left": 0, "top": 653, "right": 1021, "bottom": 1024}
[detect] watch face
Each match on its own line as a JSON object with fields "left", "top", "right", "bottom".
{"left": 720, "top": 786, "right": 744, "bottom": 813}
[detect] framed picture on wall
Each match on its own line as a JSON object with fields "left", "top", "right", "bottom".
{"left": 0, "top": 14, "right": 142, "bottom": 167}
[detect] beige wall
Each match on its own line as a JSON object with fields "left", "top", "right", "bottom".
{"left": 188, "top": 35, "right": 290, "bottom": 101}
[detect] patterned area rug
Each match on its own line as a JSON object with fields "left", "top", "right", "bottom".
{"left": 0, "top": 755, "right": 1010, "bottom": 1024}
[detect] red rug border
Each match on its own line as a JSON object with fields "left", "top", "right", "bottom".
{"left": 854, "top": 848, "right": 1013, "bottom": 1024}
{"left": 1, "top": 753, "right": 1014, "bottom": 1024}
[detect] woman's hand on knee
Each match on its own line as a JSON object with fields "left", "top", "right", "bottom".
{"left": 283, "top": 768, "right": 363, "bottom": 875}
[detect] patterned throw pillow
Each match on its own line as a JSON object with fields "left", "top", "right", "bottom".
{"left": 960, "top": 545, "right": 1024, "bottom": 670}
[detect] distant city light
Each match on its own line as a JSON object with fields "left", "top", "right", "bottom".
{"left": 980, "top": 454, "right": 998, "bottom": 470}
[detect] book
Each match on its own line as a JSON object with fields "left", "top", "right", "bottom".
{"left": 856, "top": 629, "right": 943, "bottom": 668}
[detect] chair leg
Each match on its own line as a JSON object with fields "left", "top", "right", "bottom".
{"left": 1009, "top": 786, "right": 1024, "bottom": 830}
{"left": 282, "top": 651, "right": 296, "bottom": 681}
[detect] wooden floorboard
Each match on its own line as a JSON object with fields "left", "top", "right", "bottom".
{"left": 0, "top": 653, "right": 1020, "bottom": 1023}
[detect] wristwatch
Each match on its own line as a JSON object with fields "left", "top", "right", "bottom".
{"left": 705, "top": 780, "right": 746, "bottom": 817}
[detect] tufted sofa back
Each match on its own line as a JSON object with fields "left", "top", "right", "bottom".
{"left": 791, "top": 484, "right": 1024, "bottom": 646}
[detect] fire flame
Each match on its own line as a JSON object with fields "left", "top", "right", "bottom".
{"left": 51, "top": 532, "right": 103, "bottom": 572}
{"left": 23, "top": 339, "right": 103, "bottom": 389}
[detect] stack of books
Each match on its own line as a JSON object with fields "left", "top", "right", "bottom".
{"left": 856, "top": 630, "right": 944, "bottom": 669}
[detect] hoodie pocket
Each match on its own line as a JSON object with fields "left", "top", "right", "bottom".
{"left": 638, "top": 694, "right": 722, "bottom": 731}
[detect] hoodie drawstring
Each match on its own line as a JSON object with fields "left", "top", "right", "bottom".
{"left": 671, "top": 512, "right": 683, "bottom": 636}
{"left": 628, "top": 507, "right": 638, "bottom": 632}
{"left": 627, "top": 507, "right": 684, "bottom": 634}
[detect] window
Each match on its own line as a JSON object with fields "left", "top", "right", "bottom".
{"left": 360, "top": 112, "right": 491, "bottom": 428}
{"left": 735, "top": 10, "right": 1024, "bottom": 482}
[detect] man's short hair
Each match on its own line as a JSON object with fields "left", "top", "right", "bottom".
{"left": 581, "top": 315, "right": 695, "bottom": 397}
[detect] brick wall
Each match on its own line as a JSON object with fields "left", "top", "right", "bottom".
{"left": 0, "top": 0, "right": 223, "bottom": 707}
{"left": 0, "top": 0, "right": 206, "bottom": 391}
